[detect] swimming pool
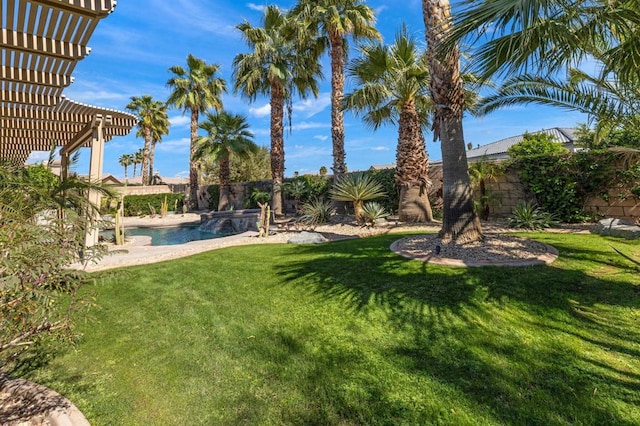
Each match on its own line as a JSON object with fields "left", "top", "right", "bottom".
{"left": 103, "top": 224, "right": 230, "bottom": 246}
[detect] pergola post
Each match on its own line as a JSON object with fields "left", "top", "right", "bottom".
{"left": 84, "top": 115, "right": 107, "bottom": 247}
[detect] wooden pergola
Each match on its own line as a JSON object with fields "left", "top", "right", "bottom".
{"left": 0, "top": 0, "right": 137, "bottom": 245}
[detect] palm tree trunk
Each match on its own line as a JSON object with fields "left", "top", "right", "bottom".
{"left": 330, "top": 32, "right": 347, "bottom": 181}
{"left": 396, "top": 101, "right": 433, "bottom": 222}
{"left": 423, "top": 0, "right": 482, "bottom": 242}
{"left": 270, "top": 84, "right": 285, "bottom": 216}
{"left": 149, "top": 141, "right": 156, "bottom": 184}
{"left": 218, "top": 155, "right": 231, "bottom": 211}
{"left": 189, "top": 109, "right": 200, "bottom": 210}
{"left": 142, "top": 129, "right": 151, "bottom": 186}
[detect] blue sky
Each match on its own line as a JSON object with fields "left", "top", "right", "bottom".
{"left": 28, "top": 0, "right": 586, "bottom": 179}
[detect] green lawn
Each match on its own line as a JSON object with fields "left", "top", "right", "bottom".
{"left": 19, "top": 232, "right": 640, "bottom": 425}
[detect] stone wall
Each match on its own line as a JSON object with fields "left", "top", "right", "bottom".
{"left": 108, "top": 185, "right": 173, "bottom": 197}
{"left": 186, "top": 165, "right": 640, "bottom": 222}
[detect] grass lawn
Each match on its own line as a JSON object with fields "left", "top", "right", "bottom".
{"left": 17, "top": 232, "right": 640, "bottom": 425}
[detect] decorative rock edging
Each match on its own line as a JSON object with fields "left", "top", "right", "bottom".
{"left": 0, "top": 375, "right": 89, "bottom": 426}
{"left": 390, "top": 236, "right": 559, "bottom": 267}
{"left": 594, "top": 218, "right": 640, "bottom": 239}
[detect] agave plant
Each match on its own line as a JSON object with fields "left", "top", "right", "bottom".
{"left": 508, "top": 201, "right": 558, "bottom": 230}
{"left": 298, "top": 198, "right": 335, "bottom": 227}
{"left": 329, "top": 173, "right": 386, "bottom": 222}
{"left": 360, "top": 201, "right": 389, "bottom": 227}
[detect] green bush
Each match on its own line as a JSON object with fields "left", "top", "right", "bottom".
{"left": 509, "top": 150, "right": 639, "bottom": 223}
{"left": 298, "top": 198, "right": 335, "bottom": 226}
{"left": 365, "top": 168, "right": 398, "bottom": 214}
{"left": 508, "top": 201, "right": 558, "bottom": 230}
{"left": 123, "top": 193, "right": 185, "bottom": 217}
{"left": 360, "top": 201, "right": 389, "bottom": 227}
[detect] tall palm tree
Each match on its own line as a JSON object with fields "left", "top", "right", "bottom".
{"left": 126, "top": 96, "right": 169, "bottom": 186}
{"left": 118, "top": 153, "right": 133, "bottom": 183}
{"left": 292, "top": 0, "right": 380, "bottom": 181}
{"left": 146, "top": 104, "right": 170, "bottom": 183}
{"left": 167, "top": 54, "right": 227, "bottom": 209}
{"left": 233, "top": 5, "right": 322, "bottom": 216}
{"left": 345, "top": 26, "right": 433, "bottom": 222}
{"left": 422, "top": 0, "right": 482, "bottom": 243}
{"left": 193, "top": 111, "right": 258, "bottom": 211}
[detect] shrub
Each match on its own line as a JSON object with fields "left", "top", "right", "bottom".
{"left": 366, "top": 168, "right": 398, "bottom": 214}
{"left": 123, "top": 193, "right": 184, "bottom": 216}
{"left": 0, "top": 162, "right": 106, "bottom": 371}
{"left": 360, "top": 201, "right": 389, "bottom": 227}
{"left": 329, "top": 173, "right": 386, "bottom": 222}
{"left": 298, "top": 198, "right": 335, "bottom": 226}
{"left": 508, "top": 201, "right": 558, "bottom": 230}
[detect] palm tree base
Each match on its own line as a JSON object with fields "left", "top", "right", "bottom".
{"left": 398, "top": 186, "right": 433, "bottom": 222}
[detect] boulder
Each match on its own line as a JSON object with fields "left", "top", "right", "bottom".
{"left": 594, "top": 218, "right": 640, "bottom": 239}
{"left": 287, "top": 231, "right": 328, "bottom": 244}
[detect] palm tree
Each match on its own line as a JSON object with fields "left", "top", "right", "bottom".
{"left": 118, "top": 153, "right": 133, "bottom": 183}
{"left": 345, "top": 26, "right": 433, "bottom": 223}
{"left": 145, "top": 104, "right": 170, "bottom": 183}
{"left": 233, "top": 5, "right": 322, "bottom": 216}
{"left": 292, "top": 0, "right": 380, "bottom": 181}
{"left": 444, "top": 0, "right": 640, "bottom": 147}
{"left": 193, "top": 111, "right": 258, "bottom": 211}
{"left": 133, "top": 149, "right": 144, "bottom": 179}
{"left": 167, "top": 54, "right": 227, "bottom": 209}
{"left": 422, "top": 0, "right": 482, "bottom": 242}
{"left": 449, "top": 0, "right": 640, "bottom": 87}
{"left": 126, "top": 95, "right": 169, "bottom": 186}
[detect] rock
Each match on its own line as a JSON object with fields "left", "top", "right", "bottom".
{"left": 287, "top": 231, "right": 328, "bottom": 244}
{"left": 594, "top": 218, "right": 640, "bottom": 239}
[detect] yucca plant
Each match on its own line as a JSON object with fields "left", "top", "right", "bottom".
{"left": 298, "top": 198, "right": 335, "bottom": 227}
{"left": 329, "top": 173, "right": 386, "bottom": 222}
{"left": 508, "top": 201, "right": 558, "bottom": 230}
{"left": 360, "top": 201, "right": 389, "bottom": 227}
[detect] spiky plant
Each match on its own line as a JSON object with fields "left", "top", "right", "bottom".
{"left": 329, "top": 173, "right": 386, "bottom": 222}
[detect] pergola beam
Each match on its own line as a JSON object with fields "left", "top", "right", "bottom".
{"left": 27, "top": 0, "right": 117, "bottom": 18}
{"left": 0, "top": 65, "right": 74, "bottom": 87}
{"left": 0, "top": 29, "right": 90, "bottom": 59}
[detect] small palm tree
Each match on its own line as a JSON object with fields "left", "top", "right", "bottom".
{"left": 293, "top": 0, "right": 380, "bottom": 181}
{"left": 233, "top": 5, "right": 322, "bottom": 216}
{"left": 329, "top": 173, "right": 386, "bottom": 222}
{"left": 118, "top": 154, "right": 133, "bottom": 183}
{"left": 193, "top": 111, "right": 258, "bottom": 211}
{"left": 345, "top": 26, "right": 434, "bottom": 223}
{"left": 167, "top": 54, "right": 227, "bottom": 208}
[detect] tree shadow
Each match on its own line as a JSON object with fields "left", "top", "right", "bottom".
{"left": 274, "top": 234, "right": 640, "bottom": 424}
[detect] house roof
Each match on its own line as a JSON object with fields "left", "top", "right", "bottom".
{"left": 465, "top": 127, "right": 578, "bottom": 160}
{"left": 0, "top": 0, "right": 136, "bottom": 164}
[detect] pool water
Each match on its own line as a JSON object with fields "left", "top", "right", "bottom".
{"left": 103, "top": 224, "right": 229, "bottom": 246}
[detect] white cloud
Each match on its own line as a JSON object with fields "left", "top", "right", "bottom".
{"left": 247, "top": 3, "right": 266, "bottom": 12}
{"left": 169, "top": 114, "right": 191, "bottom": 128}
{"left": 293, "top": 93, "right": 331, "bottom": 118}
{"left": 313, "top": 135, "right": 329, "bottom": 141}
{"left": 371, "top": 146, "right": 390, "bottom": 151}
{"left": 290, "top": 121, "right": 331, "bottom": 131}
{"left": 156, "top": 137, "right": 191, "bottom": 154}
{"left": 249, "top": 104, "right": 271, "bottom": 118}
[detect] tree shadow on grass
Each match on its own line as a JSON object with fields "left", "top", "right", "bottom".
{"left": 274, "top": 234, "right": 640, "bottom": 425}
